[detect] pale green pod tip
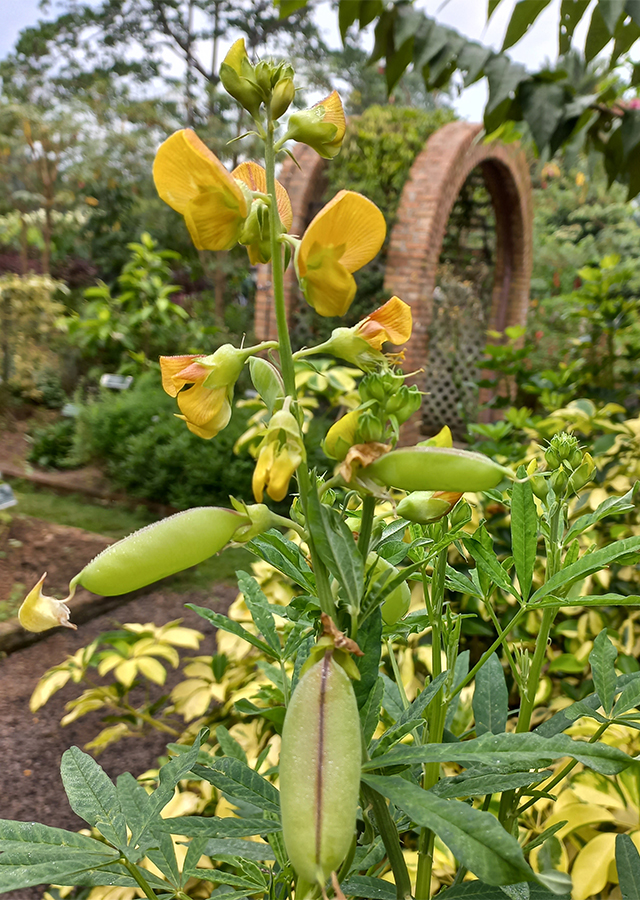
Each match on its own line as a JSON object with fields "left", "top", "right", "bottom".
{"left": 76, "top": 507, "right": 249, "bottom": 597}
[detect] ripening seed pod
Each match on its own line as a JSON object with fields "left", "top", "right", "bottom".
{"left": 366, "top": 552, "right": 411, "bottom": 624}
{"left": 367, "top": 446, "right": 513, "bottom": 493}
{"left": 279, "top": 654, "right": 361, "bottom": 887}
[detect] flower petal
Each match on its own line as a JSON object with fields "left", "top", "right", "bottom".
{"left": 177, "top": 382, "right": 227, "bottom": 428}
{"left": 159, "top": 355, "right": 203, "bottom": 397}
{"left": 184, "top": 189, "right": 247, "bottom": 251}
{"left": 314, "top": 90, "right": 346, "bottom": 143}
{"left": 19, "top": 574, "right": 76, "bottom": 633}
{"left": 358, "top": 297, "right": 413, "bottom": 349}
{"left": 302, "top": 254, "right": 356, "bottom": 317}
{"left": 153, "top": 129, "right": 247, "bottom": 217}
{"left": 233, "top": 162, "right": 293, "bottom": 231}
{"left": 299, "top": 190, "right": 385, "bottom": 276}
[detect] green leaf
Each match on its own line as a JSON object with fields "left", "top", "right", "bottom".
{"left": 362, "top": 774, "right": 534, "bottom": 886}
{"left": 502, "top": 1, "right": 552, "bottom": 51}
{"left": 341, "top": 875, "right": 398, "bottom": 899}
{"left": 599, "top": 0, "right": 627, "bottom": 32}
{"left": 432, "top": 768, "right": 553, "bottom": 799}
{"left": 484, "top": 56, "right": 529, "bottom": 115}
{"left": 215, "top": 724, "right": 248, "bottom": 764}
{"left": 521, "top": 80, "right": 566, "bottom": 152}
{"left": 458, "top": 42, "right": 494, "bottom": 86}
{"left": 0, "top": 858, "right": 133, "bottom": 893}
{"left": 473, "top": 652, "right": 509, "bottom": 735}
{"left": 614, "top": 678, "right": 640, "bottom": 715}
{"left": 362, "top": 731, "right": 634, "bottom": 775}
{"left": 413, "top": 21, "right": 450, "bottom": 70}
{"left": 528, "top": 536, "right": 640, "bottom": 605}
{"left": 446, "top": 651, "right": 470, "bottom": 731}
{"left": 488, "top": 0, "right": 506, "bottom": 20}
{"left": 621, "top": 110, "right": 640, "bottom": 162}
{"left": 462, "top": 536, "right": 521, "bottom": 601}
{"left": 307, "top": 486, "right": 363, "bottom": 611}
{"left": 146, "top": 832, "right": 179, "bottom": 888}
{"left": 616, "top": 833, "right": 640, "bottom": 899}
{"left": 338, "top": 0, "right": 360, "bottom": 38}
{"left": 0, "top": 821, "right": 113, "bottom": 853}
{"left": 204, "top": 838, "right": 276, "bottom": 861}
{"left": 590, "top": 629, "right": 618, "bottom": 715}
{"left": 248, "top": 357, "right": 284, "bottom": 416}
{"left": 354, "top": 606, "right": 383, "bottom": 710}
{"left": 193, "top": 757, "right": 280, "bottom": 815}
{"left": 277, "top": 0, "right": 308, "bottom": 17}
{"left": 627, "top": 0, "right": 640, "bottom": 27}
{"left": 511, "top": 470, "right": 537, "bottom": 600}
{"left": 60, "top": 748, "right": 127, "bottom": 848}
{"left": 531, "top": 593, "right": 640, "bottom": 608}
{"left": 187, "top": 605, "right": 277, "bottom": 659}
{"left": 361, "top": 676, "right": 384, "bottom": 746}
{"left": 157, "top": 815, "right": 281, "bottom": 837}
{"left": 446, "top": 564, "right": 483, "bottom": 598}
{"left": 564, "top": 484, "right": 638, "bottom": 543}
{"left": 236, "top": 570, "right": 281, "bottom": 657}
{"left": 248, "top": 529, "right": 315, "bottom": 591}
{"left": 560, "top": 0, "right": 590, "bottom": 54}
{"left": 115, "top": 772, "right": 157, "bottom": 858}
{"left": 441, "top": 883, "right": 570, "bottom": 899}
{"left": 133, "top": 730, "right": 208, "bottom": 845}
{"left": 393, "top": 671, "right": 448, "bottom": 732}
{"left": 585, "top": 3, "right": 613, "bottom": 60}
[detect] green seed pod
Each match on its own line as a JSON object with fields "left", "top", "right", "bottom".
{"left": 72, "top": 507, "right": 249, "bottom": 597}
{"left": 396, "top": 491, "right": 452, "bottom": 525}
{"left": 366, "top": 446, "right": 512, "bottom": 493}
{"left": 279, "top": 654, "right": 361, "bottom": 887}
{"left": 366, "top": 553, "right": 411, "bottom": 624}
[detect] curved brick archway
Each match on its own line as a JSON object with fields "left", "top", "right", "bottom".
{"left": 254, "top": 144, "right": 327, "bottom": 341}
{"left": 384, "top": 121, "right": 533, "bottom": 444}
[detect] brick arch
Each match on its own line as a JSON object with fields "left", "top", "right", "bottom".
{"left": 254, "top": 144, "right": 327, "bottom": 341}
{"left": 384, "top": 120, "right": 533, "bottom": 443}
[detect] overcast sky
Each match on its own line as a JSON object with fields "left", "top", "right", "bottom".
{"left": 0, "top": 0, "right": 594, "bottom": 121}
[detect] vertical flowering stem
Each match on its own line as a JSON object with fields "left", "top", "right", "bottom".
{"left": 264, "top": 105, "right": 335, "bottom": 618}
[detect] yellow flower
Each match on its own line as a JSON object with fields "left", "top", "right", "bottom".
{"left": 153, "top": 129, "right": 248, "bottom": 251}
{"left": 316, "top": 296, "right": 412, "bottom": 369}
{"left": 160, "top": 344, "right": 247, "bottom": 439}
{"left": 233, "top": 161, "right": 293, "bottom": 264}
{"left": 323, "top": 409, "right": 360, "bottom": 461}
{"left": 285, "top": 90, "right": 346, "bottom": 158}
{"left": 252, "top": 406, "right": 305, "bottom": 502}
{"left": 297, "top": 190, "right": 386, "bottom": 317}
{"left": 19, "top": 573, "right": 76, "bottom": 633}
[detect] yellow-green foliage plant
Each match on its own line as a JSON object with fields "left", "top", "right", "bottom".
{"left": 7, "top": 40, "right": 640, "bottom": 900}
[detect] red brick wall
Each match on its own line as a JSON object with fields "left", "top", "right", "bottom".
{"left": 254, "top": 123, "right": 533, "bottom": 446}
{"left": 383, "top": 122, "right": 533, "bottom": 444}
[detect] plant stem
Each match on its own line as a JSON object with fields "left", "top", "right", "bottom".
{"left": 122, "top": 704, "right": 180, "bottom": 737}
{"left": 415, "top": 548, "right": 447, "bottom": 900}
{"left": 387, "top": 639, "right": 410, "bottom": 711}
{"left": 362, "top": 784, "right": 413, "bottom": 900}
{"left": 451, "top": 605, "right": 529, "bottom": 699}
{"left": 121, "top": 859, "right": 161, "bottom": 900}
{"left": 264, "top": 107, "right": 335, "bottom": 620}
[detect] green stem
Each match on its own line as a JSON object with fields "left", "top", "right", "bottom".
{"left": 415, "top": 548, "right": 447, "bottom": 900}
{"left": 451, "top": 605, "right": 529, "bottom": 699}
{"left": 362, "top": 784, "right": 413, "bottom": 900}
{"left": 387, "top": 639, "right": 410, "bottom": 711}
{"left": 264, "top": 106, "right": 335, "bottom": 620}
{"left": 358, "top": 495, "right": 376, "bottom": 560}
{"left": 121, "top": 859, "right": 160, "bottom": 900}
{"left": 122, "top": 704, "right": 180, "bottom": 737}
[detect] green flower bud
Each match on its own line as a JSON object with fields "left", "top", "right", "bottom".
{"left": 569, "top": 448, "right": 583, "bottom": 470}
{"left": 550, "top": 468, "right": 568, "bottom": 494}
{"left": 358, "top": 410, "right": 384, "bottom": 443}
{"left": 568, "top": 453, "right": 596, "bottom": 493}
{"left": 271, "top": 77, "right": 295, "bottom": 119}
{"left": 396, "top": 491, "right": 462, "bottom": 525}
{"left": 544, "top": 447, "right": 561, "bottom": 469}
{"left": 530, "top": 475, "right": 549, "bottom": 501}
{"left": 219, "top": 38, "right": 263, "bottom": 119}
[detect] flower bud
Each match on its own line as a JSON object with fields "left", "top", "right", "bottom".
{"left": 358, "top": 410, "right": 384, "bottom": 443}
{"left": 530, "top": 475, "right": 549, "bottom": 501}
{"left": 18, "top": 573, "right": 76, "bottom": 633}
{"left": 568, "top": 453, "right": 596, "bottom": 493}
{"left": 396, "top": 491, "right": 454, "bottom": 525}
{"left": 219, "top": 38, "right": 263, "bottom": 119}
{"left": 271, "top": 77, "right": 295, "bottom": 119}
{"left": 391, "top": 385, "right": 421, "bottom": 425}
{"left": 545, "top": 447, "right": 560, "bottom": 469}
{"left": 569, "top": 448, "right": 583, "bottom": 470}
{"left": 359, "top": 373, "right": 387, "bottom": 403}
{"left": 550, "top": 468, "right": 568, "bottom": 494}
{"left": 323, "top": 409, "right": 360, "bottom": 461}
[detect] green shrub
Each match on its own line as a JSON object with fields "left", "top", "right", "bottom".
{"left": 27, "top": 418, "right": 76, "bottom": 469}
{"left": 72, "top": 372, "right": 255, "bottom": 508}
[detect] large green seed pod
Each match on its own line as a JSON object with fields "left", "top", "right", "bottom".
{"left": 279, "top": 654, "right": 361, "bottom": 887}
{"left": 72, "top": 507, "right": 248, "bottom": 596}
{"left": 367, "top": 446, "right": 513, "bottom": 493}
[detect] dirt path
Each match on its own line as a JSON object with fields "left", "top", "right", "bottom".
{"left": 0, "top": 582, "right": 237, "bottom": 900}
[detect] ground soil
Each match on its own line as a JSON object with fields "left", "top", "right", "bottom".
{"left": 0, "top": 416, "right": 242, "bottom": 898}
{"left": 0, "top": 581, "right": 238, "bottom": 900}
{"left": 0, "top": 514, "right": 114, "bottom": 605}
